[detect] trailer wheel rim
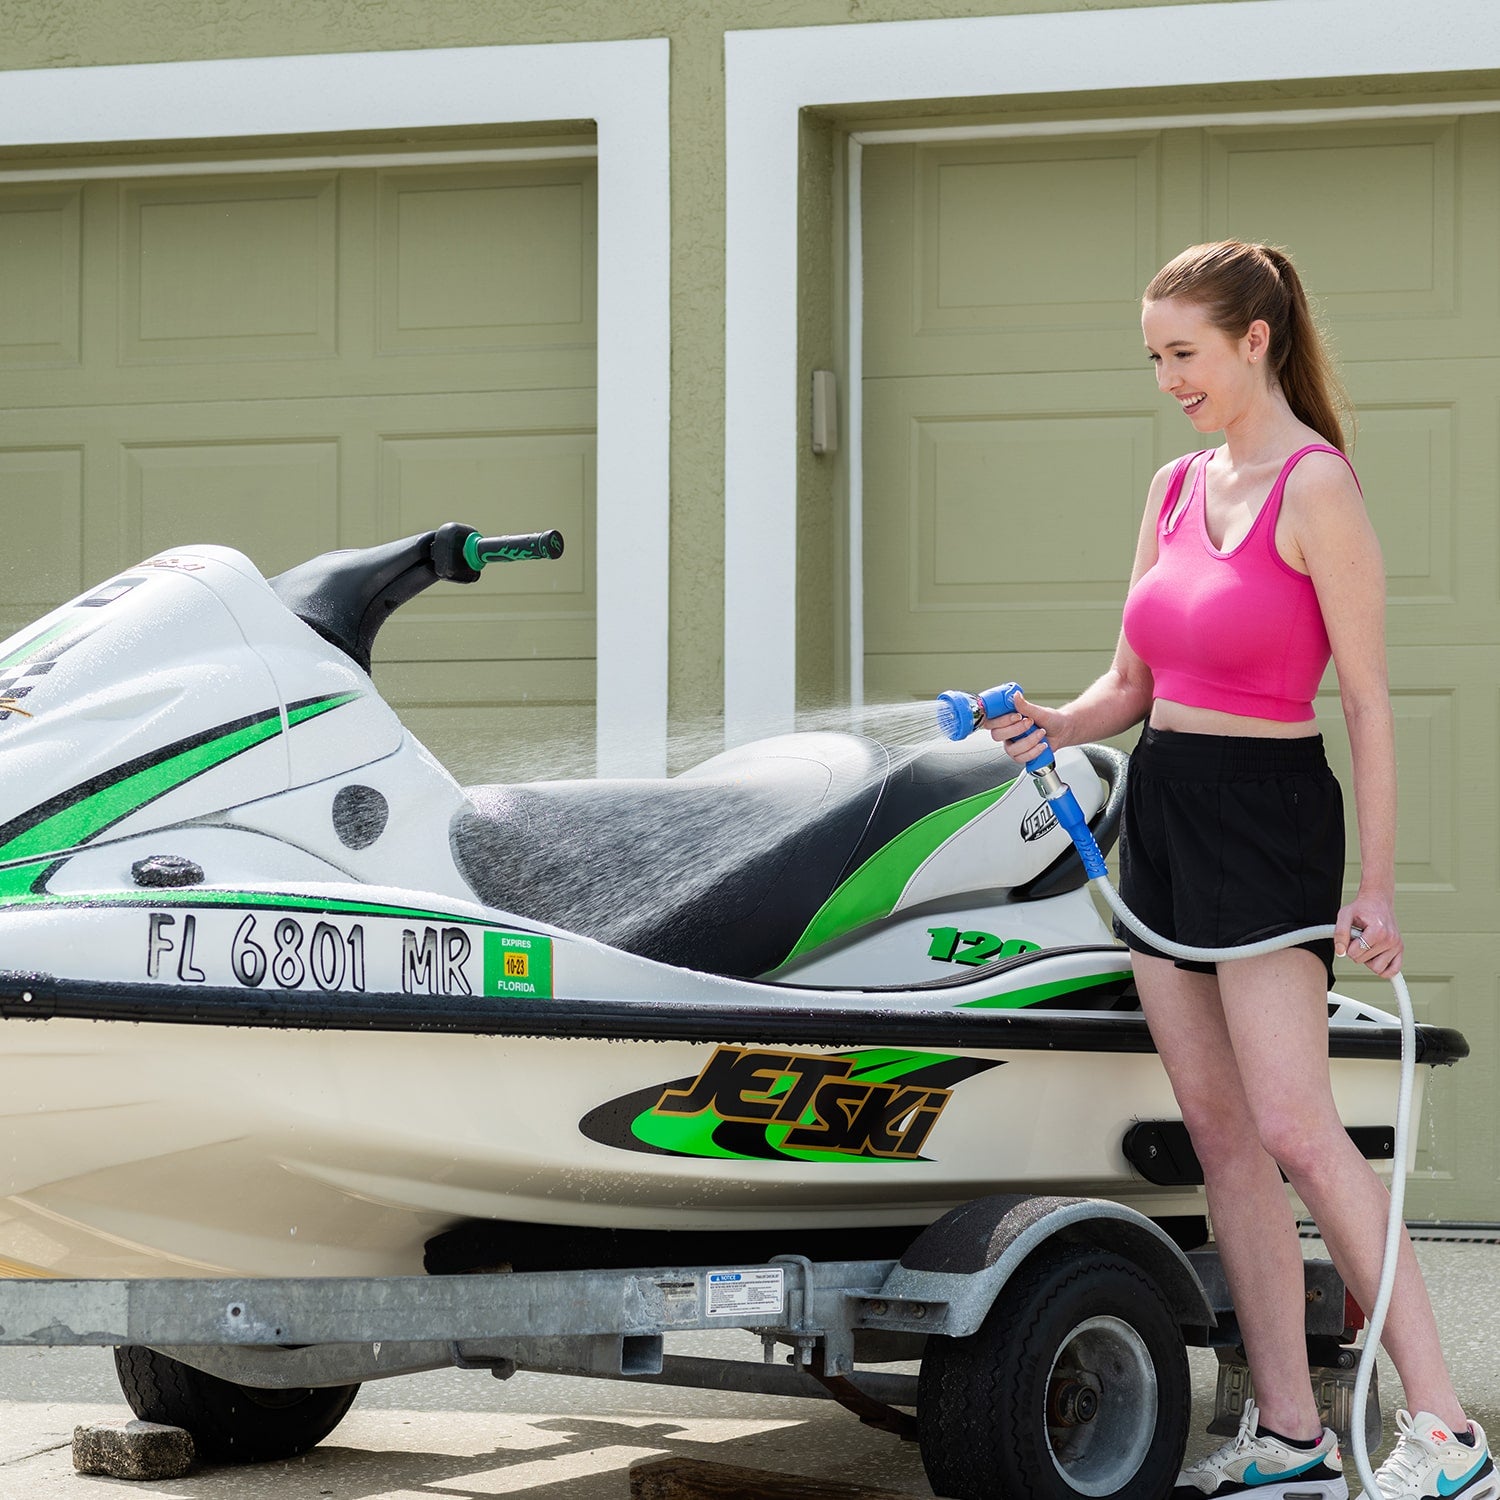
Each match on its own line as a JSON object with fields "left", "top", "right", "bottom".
{"left": 1043, "top": 1313, "right": 1158, "bottom": 1495}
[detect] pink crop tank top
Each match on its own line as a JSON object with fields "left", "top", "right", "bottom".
{"left": 1122, "top": 444, "right": 1356, "bottom": 723}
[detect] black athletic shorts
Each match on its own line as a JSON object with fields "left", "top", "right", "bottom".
{"left": 1113, "top": 725, "right": 1346, "bottom": 990}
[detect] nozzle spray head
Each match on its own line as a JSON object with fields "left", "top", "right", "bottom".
{"left": 935, "top": 690, "right": 983, "bottom": 742}
{"left": 934, "top": 682, "right": 1025, "bottom": 742}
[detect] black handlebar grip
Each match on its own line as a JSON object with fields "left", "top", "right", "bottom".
{"left": 469, "top": 530, "right": 565, "bottom": 565}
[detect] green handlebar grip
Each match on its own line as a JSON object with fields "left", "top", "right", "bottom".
{"left": 463, "top": 530, "right": 565, "bottom": 569}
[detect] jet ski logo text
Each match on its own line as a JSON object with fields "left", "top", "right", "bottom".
{"left": 580, "top": 1047, "right": 1002, "bottom": 1162}
{"left": 1021, "top": 802, "right": 1058, "bottom": 842}
{"left": 654, "top": 1046, "right": 954, "bottom": 1160}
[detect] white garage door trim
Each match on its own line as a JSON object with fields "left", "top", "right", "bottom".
{"left": 0, "top": 145, "right": 596, "bottom": 183}
{"left": 0, "top": 40, "right": 669, "bottom": 778}
{"left": 724, "top": 0, "right": 1500, "bottom": 743}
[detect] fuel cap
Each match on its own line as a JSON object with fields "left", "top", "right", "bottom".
{"left": 131, "top": 854, "right": 206, "bottom": 888}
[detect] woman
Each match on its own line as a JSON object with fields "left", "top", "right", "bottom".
{"left": 994, "top": 241, "right": 1492, "bottom": 1500}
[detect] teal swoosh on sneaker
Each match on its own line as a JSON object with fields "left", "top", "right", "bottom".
{"left": 1438, "top": 1452, "right": 1492, "bottom": 1496}
{"left": 1243, "top": 1452, "right": 1329, "bottom": 1485}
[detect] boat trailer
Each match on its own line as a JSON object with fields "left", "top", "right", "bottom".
{"left": 0, "top": 1194, "right": 1376, "bottom": 1498}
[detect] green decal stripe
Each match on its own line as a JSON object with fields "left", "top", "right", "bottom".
{"left": 0, "top": 692, "right": 359, "bottom": 867}
{"left": 0, "top": 619, "right": 83, "bottom": 671}
{"left": 758, "top": 1048, "right": 955, "bottom": 1089}
{"left": 775, "top": 780, "right": 1015, "bottom": 968}
{"left": 0, "top": 858, "right": 61, "bottom": 903}
{"left": 956, "top": 971, "right": 1124, "bottom": 1011}
{"left": 841, "top": 1049, "right": 959, "bottom": 1082}
{"left": 632, "top": 1110, "right": 733, "bottom": 1158}
{"left": 285, "top": 695, "right": 357, "bottom": 729}
{"left": 0, "top": 715, "right": 282, "bottom": 863}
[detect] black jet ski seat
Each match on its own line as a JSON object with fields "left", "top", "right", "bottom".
{"left": 451, "top": 732, "right": 1127, "bottom": 980}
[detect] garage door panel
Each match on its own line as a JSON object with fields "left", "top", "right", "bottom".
{"left": 0, "top": 187, "right": 82, "bottom": 368}
{"left": 377, "top": 166, "right": 596, "bottom": 354}
{"left": 1317, "top": 681, "right": 1459, "bottom": 897}
{"left": 121, "top": 176, "right": 339, "bottom": 363}
{"left": 128, "top": 439, "right": 341, "bottom": 576}
{"left": 1389, "top": 687, "right": 1459, "bottom": 897}
{"left": 864, "top": 375, "right": 1161, "bottom": 655}
{"left": 1209, "top": 123, "right": 1457, "bottom": 316}
{"left": 1348, "top": 363, "right": 1499, "bottom": 646}
{"left": 918, "top": 411, "right": 1153, "bottom": 596}
{"left": 1332, "top": 935, "right": 1494, "bottom": 1217}
{"left": 863, "top": 141, "right": 1163, "bottom": 379}
{"left": 0, "top": 447, "right": 84, "bottom": 613}
{"left": 918, "top": 137, "right": 1159, "bottom": 327}
{"left": 1321, "top": 649, "right": 1497, "bottom": 934}
{"left": 1351, "top": 403, "right": 1453, "bottom": 609}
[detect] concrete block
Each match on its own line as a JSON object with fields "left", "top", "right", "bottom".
{"left": 629, "top": 1455, "right": 918, "bottom": 1499}
{"left": 72, "top": 1418, "right": 195, "bottom": 1481}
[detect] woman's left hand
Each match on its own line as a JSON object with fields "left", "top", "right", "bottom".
{"left": 1334, "top": 890, "right": 1403, "bottom": 977}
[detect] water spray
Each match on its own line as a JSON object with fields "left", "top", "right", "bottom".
{"left": 937, "top": 681, "right": 1413, "bottom": 1498}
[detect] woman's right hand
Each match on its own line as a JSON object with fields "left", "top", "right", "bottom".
{"left": 988, "top": 691, "right": 1061, "bottom": 766}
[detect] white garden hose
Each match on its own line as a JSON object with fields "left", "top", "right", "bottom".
{"left": 935, "top": 683, "right": 1412, "bottom": 1496}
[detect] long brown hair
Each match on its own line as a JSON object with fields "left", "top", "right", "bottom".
{"left": 1144, "top": 241, "right": 1353, "bottom": 453}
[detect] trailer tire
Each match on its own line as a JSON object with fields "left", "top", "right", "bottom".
{"left": 917, "top": 1246, "right": 1189, "bottom": 1499}
{"left": 113, "top": 1345, "right": 360, "bottom": 1465}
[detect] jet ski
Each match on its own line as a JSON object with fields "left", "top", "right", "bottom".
{"left": 0, "top": 524, "right": 1466, "bottom": 1281}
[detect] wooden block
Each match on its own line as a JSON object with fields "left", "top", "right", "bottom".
{"left": 73, "top": 1418, "right": 195, "bottom": 1480}
{"left": 629, "top": 1454, "right": 919, "bottom": 1500}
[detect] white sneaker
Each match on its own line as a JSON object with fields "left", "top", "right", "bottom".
{"left": 1369, "top": 1411, "right": 1498, "bottom": 1499}
{"left": 1177, "top": 1398, "right": 1347, "bottom": 1497}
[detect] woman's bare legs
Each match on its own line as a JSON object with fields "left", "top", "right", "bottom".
{"left": 1136, "top": 951, "right": 1324, "bottom": 1438}
{"left": 1137, "top": 946, "right": 1463, "bottom": 1437}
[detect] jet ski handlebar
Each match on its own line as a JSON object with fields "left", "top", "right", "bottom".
{"left": 270, "top": 520, "right": 565, "bottom": 673}
{"left": 463, "top": 530, "right": 565, "bottom": 568}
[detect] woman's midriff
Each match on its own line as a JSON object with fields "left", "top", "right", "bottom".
{"left": 1148, "top": 697, "right": 1321, "bottom": 739}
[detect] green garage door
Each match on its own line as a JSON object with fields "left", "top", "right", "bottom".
{"left": 861, "top": 115, "right": 1500, "bottom": 1220}
{"left": 0, "top": 154, "right": 596, "bottom": 783}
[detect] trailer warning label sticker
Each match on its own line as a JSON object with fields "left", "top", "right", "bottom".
{"left": 706, "top": 1268, "right": 785, "bottom": 1318}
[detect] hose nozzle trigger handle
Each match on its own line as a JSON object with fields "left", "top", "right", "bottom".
{"left": 933, "top": 680, "right": 1107, "bottom": 880}
{"left": 934, "top": 681, "right": 1045, "bottom": 750}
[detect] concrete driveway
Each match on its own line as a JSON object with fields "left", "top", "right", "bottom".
{"left": 0, "top": 1239, "right": 1495, "bottom": 1499}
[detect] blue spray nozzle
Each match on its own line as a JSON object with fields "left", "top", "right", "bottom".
{"left": 937, "top": 680, "right": 1103, "bottom": 876}
{"left": 936, "top": 682, "right": 1056, "bottom": 768}
{"left": 935, "top": 682, "right": 1024, "bottom": 742}
{"left": 981, "top": 682, "right": 1023, "bottom": 718}
{"left": 935, "top": 690, "right": 981, "bottom": 741}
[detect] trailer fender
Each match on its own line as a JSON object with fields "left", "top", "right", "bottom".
{"left": 866, "top": 1194, "right": 1214, "bottom": 1339}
